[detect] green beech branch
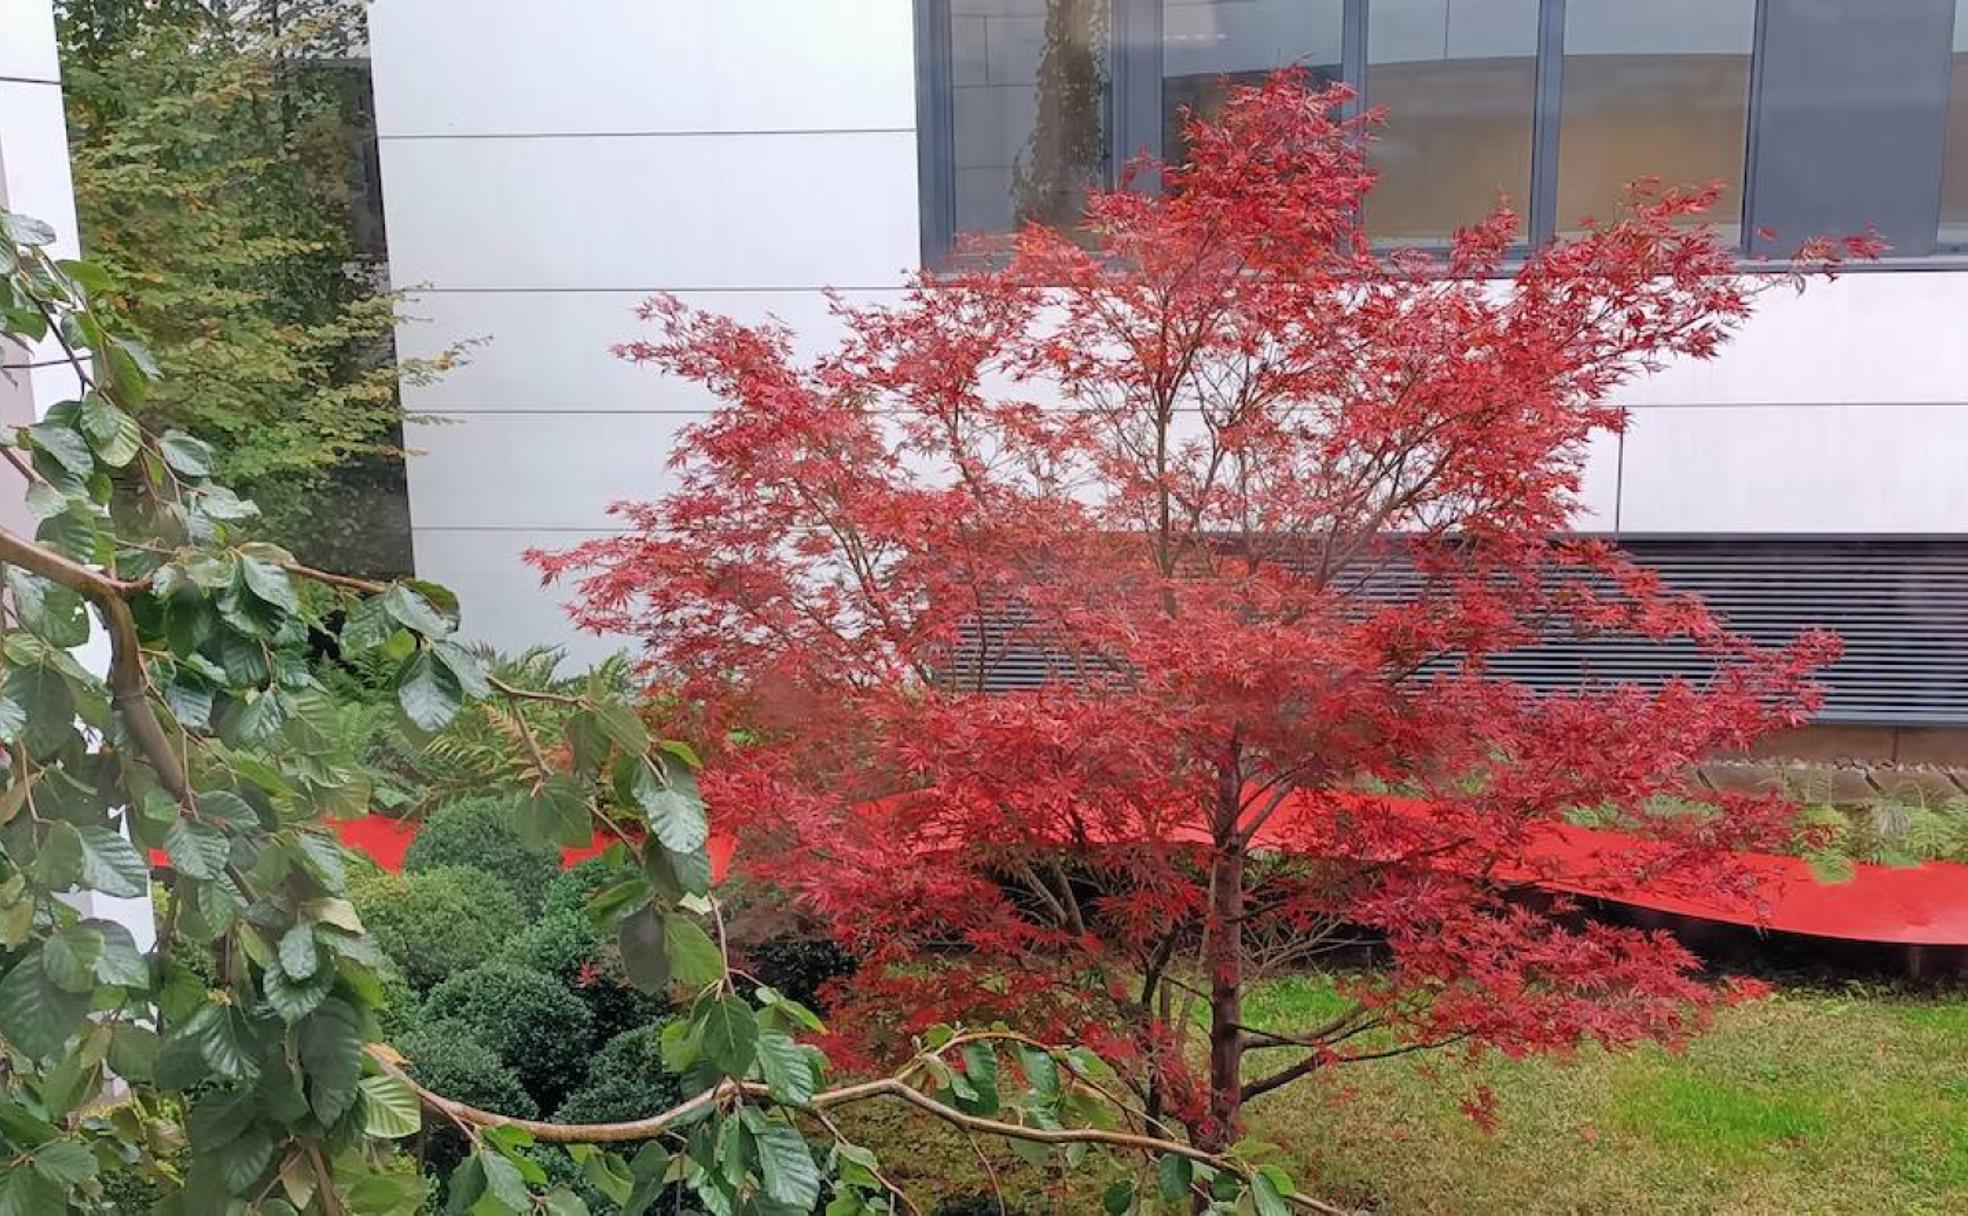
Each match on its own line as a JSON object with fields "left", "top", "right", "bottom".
{"left": 367, "top": 1045, "right": 1352, "bottom": 1215}
{"left": 0, "top": 523, "right": 193, "bottom": 805}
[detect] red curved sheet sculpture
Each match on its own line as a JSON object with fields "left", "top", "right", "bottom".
{"left": 149, "top": 813, "right": 1966, "bottom": 948}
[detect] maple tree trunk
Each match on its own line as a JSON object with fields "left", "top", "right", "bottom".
{"left": 1202, "top": 784, "right": 1247, "bottom": 1151}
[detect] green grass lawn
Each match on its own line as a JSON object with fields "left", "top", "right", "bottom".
{"left": 844, "top": 978, "right": 1968, "bottom": 1214}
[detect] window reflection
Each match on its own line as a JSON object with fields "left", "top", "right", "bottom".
{"left": 950, "top": 0, "right": 1111, "bottom": 239}
{"left": 1161, "top": 0, "right": 1343, "bottom": 166}
{"left": 1940, "top": 0, "right": 1968, "bottom": 247}
{"left": 1557, "top": 0, "right": 1754, "bottom": 240}
{"left": 1365, "top": 0, "right": 1538, "bottom": 244}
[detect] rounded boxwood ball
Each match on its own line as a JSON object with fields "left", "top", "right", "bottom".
{"left": 422, "top": 962, "right": 595, "bottom": 1111}
{"left": 350, "top": 864, "right": 523, "bottom": 992}
{"left": 403, "top": 795, "right": 560, "bottom": 913}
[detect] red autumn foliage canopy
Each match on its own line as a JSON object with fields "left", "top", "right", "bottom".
{"left": 537, "top": 73, "right": 1879, "bottom": 1144}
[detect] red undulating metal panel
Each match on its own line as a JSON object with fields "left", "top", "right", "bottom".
{"left": 154, "top": 811, "right": 1965, "bottom": 948}
{"left": 1528, "top": 823, "right": 1968, "bottom": 946}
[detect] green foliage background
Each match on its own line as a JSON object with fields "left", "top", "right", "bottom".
{"left": 57, "top": 0, "right": 458, "bottom": 576}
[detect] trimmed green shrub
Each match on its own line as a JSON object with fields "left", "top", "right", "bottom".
{"left": 553, "top": 1022, "right": 683, "bottom": 1125}
{"left": 396, "top": 1019, "right": 536, "bottom": 1174}
{"left": 349, "top": 864, "right": 523, "bottom": 992}
{"left": 403, "top": 795, "right": 560, "bottom": 913}
{"left": 374, "top": 967, "right": 422, "bottom": 1041}
{"left": 423, "top": 963, "right": 595, "bottom": 1111}
{"left": 542, "top": 851, "right": 637, "bottom": 918}
{"left": 503, "top": 908, "right": 671, "bottom": 1044}
{"left": 503, "top": 907, "right": 599, "bottom": 981}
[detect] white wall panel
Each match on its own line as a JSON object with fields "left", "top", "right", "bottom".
{"left": 1573, "top": 429, "right": 1621, "bottom": 530}
{"left": 410, "top": 528, "right": 634, "bottom": 667}
{"left": 1614, "top": 271, "right": 1968, "bottom": 408}
{"left": 395, "top": 288, "right": 903, "bottom": 412}
{"left": 0, "top": 0, "right": 60, "bottom": 81}
{"left": 405, "top": 413, "right": 688, "bottom": 530}
{"left": 0, "top": 82, "right": 77, "bottom": 255}
{"left": 379, "top": 131, "right": 918, "bottom": 291}
{"left": 0, "top": 78, "right": 82, "bottom": 412}
{"left": 1617, "top": 404, "right": 1968, "bottom": 533}
{"left": 368, "top": 0, "right": 913, "bottom": 137}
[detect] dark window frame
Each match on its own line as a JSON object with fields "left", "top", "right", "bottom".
{"left": 916, "top": 0, "right": 1968, "bottom": 270}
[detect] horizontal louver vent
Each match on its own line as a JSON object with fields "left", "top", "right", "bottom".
{"left": 950, "top": 539, "right": 1968, "bottom": 726}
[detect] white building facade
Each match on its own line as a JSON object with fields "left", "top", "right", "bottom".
{"left": 367, "top": 0, "right": 1968, "bottom": 749}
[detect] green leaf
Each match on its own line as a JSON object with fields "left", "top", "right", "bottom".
{"left": 592, "top": 703, "right": 648, "bottom": 754}
{"left": 698, "top": 996, "right": 759, "bottom": 1077}
{"left": 396, "top": 650, "right": 463, "bottom": 731}
{"left": 32, "top": 820, "right": 85, "bottom": 891}
{"left": 0, "top": 950, "right": 90, "bottom": 1059}
{"left": 0, "top": 1167, "right": 61, "bottom": 1216}
{"left": 278, "top": 924, "right": 319, "bottom": 981}
{"left": 617, "top": 905, "right": 668, "bottom": 994}
{"left": 1159, "top": 1152, "right": 1195, "bottom": 1203}
{"left": 41, "top": 922, "right": 105, "bottom": 993}
{"left": 749, "top": 1116, "right": 821, "bottom": 1210}
{"left": 27, "top": 1140, "right": 95, "bottom": 1187}
{"left": 299, "top": 999, "right": 363, "bottom": 1124}
{"left": 381, "top": 585, "right": 452, "bottom": 638}
{"left": 218, "top": 1126, "right": 275, "bottom": 1195}
{"left": 339, "top": 595, "right": 396, "bottom": 654}
{"left": 432, "top": 641, "right": 491, "bottom": 699}
{"left": 159, "top": 430, "right": 214, "bottom": 476}
{"left": 478, "top": 1151, "right": 532, "bottom": 1213}
{"left": 88, "top": 919, "right": 148, "bottom": 988}
{"left": 108, "top": 1023, "right": 160, "bottom": 1083}
{"left": 75, "top": 824, "right": 148, "bottom": 897}
{"left": 240, "top": 554, "right": 299, "bottom": 613}
{"left": 27, "top": 421, "right": 93, "bottom": 477}
{"left": 264, "top": 958, "right": 334, "bottom": 1024}
{"left": 756, "top": 1031, "right": 816, "bottom": 1105}
{"left": 543, "top": 1189, "right": 591, "bottom": 1216}
{"left": 569, "top": 1147, "right": 634, "bottom": 1205}
{"left": 22, "top": 482, "right": 65, "bottom": 520}
{"left": 78, "top": 395, "right": 139, "bottom": 467}
{"left": 165, "top": 817, "right": 230, "bottom": 880}
{"left": 187, "top": 1087, "right": 256, "bottom": 1151}
{"left": 182, "top": 1000, "right": 261, "bottom": 1081}
{"left": 959, "top": 1042, "right": 1000, "bottom": 1115}
{"left": 4, "top": 568, "right": 89, "bottom": 648}
{"left": 359, "top": 1073, "right": 423, "bottom": 1139}
{"left": 662, "top": 913, "right": 725, "bottom": 989}
{"left": 524, "top": 777, "right": 593, "bottom": 850}
{"left": 1251, "top": 1169, "right": 1291, "bottom": 1216}
{"left": 1102, "top": 1180, "right": 1135, "bottom": 1215}
{"left": 624, "top": 760, "right": 709, "bottom": 854}
{"left": 1, "top": 212, "right": 57, "bottom": 245}
{"left": 7, "top": 663, "right": 75, "bottom": 757}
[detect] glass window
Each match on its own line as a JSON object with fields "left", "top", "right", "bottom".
{"left": 1364, "top": 0, "right": 1539, "bottom": 244}
{"left": 1748, "top": 0, "right": 1954, "bottom": 259}
{"left": 1161, "top": 0, "right": 1343, "bottom": 165}
{"left": 1941, "top": 0, "right": 1968, "bottom": 247}
{"left": 948, "top": 0, "right": 1112, "bottom": 241}
{"left": 1557, "top": 0, "right": 1755, "bottom": 240}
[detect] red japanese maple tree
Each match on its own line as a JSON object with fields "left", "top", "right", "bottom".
{"left": 538, "top": 73, "right": 1876, "bottom": 1147}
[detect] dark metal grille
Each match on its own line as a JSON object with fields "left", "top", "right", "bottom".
{"left": 950, "top": 538, "right": 1968, "bottom": 726}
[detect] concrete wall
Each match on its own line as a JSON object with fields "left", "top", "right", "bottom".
{"left": 367, "top": 1, "right": 1968, "bottom": 665}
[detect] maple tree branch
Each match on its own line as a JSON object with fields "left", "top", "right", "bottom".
{"left": 1240, "top": 1032, "right": 1469, "bottom": 1104}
